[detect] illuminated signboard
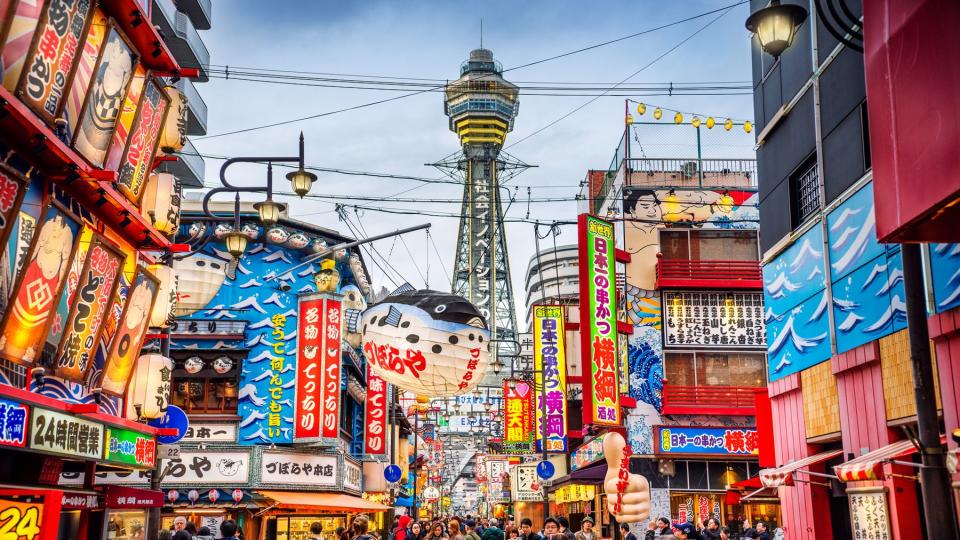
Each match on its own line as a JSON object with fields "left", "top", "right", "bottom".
{"left": 510, "top": 464, "right": 543, "bottom": 502}
{"left": 578, "top": 214, "right": 620, "bottom": 427}
{"left": 502, "top": 379, "right": 534, "bottom": 453}
{"left": 663, "top": 291, "right": 765, "bottom": 348}
{"left": 0, "top": 398, "right": 28, "bottom": 448}
{"left": 117, "top": 78, "right": 169, "bottom": 202}
{"left": 29, "top": 408, "right": 103, "bottom": 460}
{"left": 319, "top": 296, "right": 343, "bottom": 439}
{"left": 105, "top": 427, "right": 156, "bottom": 468}
{"left": 99, "top": 267, "right": 160, "bottom": 395}
{"left": 654, "top": 426, "right": 759, "bottom": 456}
{"left": 533, "top": 305, "right": 568, "bottom": 453}
{"left": 364, "top": 366, "right": 387, "bottom": 455}
{"left": 294, "top": 294, "right": 324, "bottom": 442}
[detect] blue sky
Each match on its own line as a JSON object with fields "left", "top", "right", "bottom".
{"left": 191, "top": 0, "right": 757, "bottom": 324}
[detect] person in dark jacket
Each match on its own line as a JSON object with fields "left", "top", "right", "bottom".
{"left": 700, "top": 519, "right": 721, "bottom": 540}
{"left": 554, "top": 518, "right": 575, "bottom": 540}
{"left": 741, "top": 521, "right": 769, "bottom": 540}
{"left": 518, "top": 519, "right": 540, "bottom": 540}
{"left": 217, "top": 521, "right": 238, "bottom": 540}
{"left": 645, "top": 518, "right": 672, "bottom": 539}
{"left": 480, "top": 519, "right": 504, "bottom": 540}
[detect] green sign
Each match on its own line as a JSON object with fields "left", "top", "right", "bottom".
{"left": 104, "top": 427, "right": 156, "bottom": 468}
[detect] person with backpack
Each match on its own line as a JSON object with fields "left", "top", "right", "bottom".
{"left": 464, "top": 520, "right": 481, "bottom": 540}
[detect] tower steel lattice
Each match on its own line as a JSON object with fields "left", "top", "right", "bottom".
{"left": 435, "top": 48, "right": 530, "bottom": 367}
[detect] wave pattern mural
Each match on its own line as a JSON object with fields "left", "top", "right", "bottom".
{"left": 931, "top": 243, "right": 960, "bottom": 313}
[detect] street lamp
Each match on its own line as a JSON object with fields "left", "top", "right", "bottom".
{"left": 491, "top": 358, "right": 505, "bottom": 375}
{"left": 253, "top": 199, "right": 284, "bottom": 227}
{"left": 745, "top": 0, "right": 808, "bottom": 57}
{"left": 287, "top": 167, "right": 317, "bottom": 198}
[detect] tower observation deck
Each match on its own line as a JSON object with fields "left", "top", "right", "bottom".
{"left": 439, "top": 48, "right": 526, "bottom": 366}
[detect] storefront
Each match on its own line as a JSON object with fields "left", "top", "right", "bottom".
{"left": 510, "top": 464, "right": 545, "bottom": 530}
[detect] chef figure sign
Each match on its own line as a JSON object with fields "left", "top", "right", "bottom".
{"left": 603, "top": 432, "right": 650, "bottom": 523}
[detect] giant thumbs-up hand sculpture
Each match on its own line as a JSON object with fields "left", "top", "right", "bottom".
{"left": 603, "top": 431, "right": 651, "bottom": 523}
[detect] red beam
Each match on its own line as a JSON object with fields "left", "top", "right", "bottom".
{"left": 99, "top": 0, "right": 179, "bottom": 72}
{"left": 615, "top": 248, "right": 631, "bottom": 263}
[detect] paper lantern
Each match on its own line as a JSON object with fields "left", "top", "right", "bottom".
{"left": 208, "top": 489, "right": 219, "bottom": 503}
{"left": 212, "top": 356, "right": 233, "bottom": 374}
{"left": 232, "top": 489, "right": 243, "bottom": 503}
{"left": 187, "top": 490, "right": 199, "bottom": 504}
{"left": 141, "top": 172, "right": 181, "bottom": 236}
{"left": 124, "top": 353, "right": 173, "bottom": 420}
{"left": 360, "top": 289, "right": 489, "bottom": 398}
{"left": 172, "top": 253, "right": 227, "bottom": 315}
{"left": 184, "top": 356, "right": 203, "bottom": 374}
{"left": 147, "top": 263, "right": 178, "bottom": 328}
{"left": 158, "top": 86, "right": 187, "bottom": 154}
{"left": 167, "top": 490, "right": 179, "bottom": 504}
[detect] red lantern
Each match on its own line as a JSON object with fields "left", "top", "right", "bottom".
{"left": 167, "top": 490, "right": 179, "bottom": 504}
{"left": 208, "top": 489, "right": 219, "bottom": 503}
{"left": 232, "top": 489, "right": 243, "bottom": 503}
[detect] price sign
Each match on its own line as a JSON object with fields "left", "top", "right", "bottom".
{"left": 0, "top": 500, "right": 43, "bottom": 540}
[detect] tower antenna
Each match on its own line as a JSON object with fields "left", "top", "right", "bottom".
{"left": 480, "top": 19, "right": 483, "bottom": 48}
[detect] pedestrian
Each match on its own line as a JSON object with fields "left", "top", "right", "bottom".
{"left": 481, "top": 519, "right": 504, "bottom": 540}
{"left": 217, "top": 521, "right": 238, "bottom": 540}
{"left": 173, "top": 518, "right": 191, "bottom": 540}
{"left": 646, "top": 518, "right": 672, "bottom": 539}
{"left": 741, "top": 521, "right": 768, "bottom": 540}
{"left": 185, "top": 523, "right": 197, "bottom": 538}
{"left": 719, "top": 528, "right": 731, "bottom": 540}
{"left": 620, "top": 524, "right": 637, "bottom": 540}
{"left": 464, "top": 520, "right": 481, "bottom": 540}
{"left": 395, "top": 516, "right": 413, "bottom": 540}
{"left": 671, "top": 524, "right": 695, "bottom": 540}
{"left": 518, "top": 518, "right": 540, "bottom": 540}
{"left": 700, "top": 519, "right": 721, "bottom": 540}
{"left": 541, "top": 518, "right": 559, "bottom": 539}
{"left": 195, "top": 527, "right": 214, "bottom": 540}
{"left": 505, "top": 528, "right": 518, "bottom": 540}
{"left": 159, "top": 530, "right": 173, "bottom": 540}
{"left": 573, "top": 517, "right": 596, "bottom": 540}
{"left": 426, "top": 522, "right": 447, "bottom": 540}
{"left": 554, "top": 518, "right": 575, "bottom": 540}
{"left": 449, "top": 519, "right": 465, "bottom": 540}
{"left": 352, "top": 517, "right": 373, "bottom": 540}
{"left": 307, "top": 523, "right": 324, "bottom": 540}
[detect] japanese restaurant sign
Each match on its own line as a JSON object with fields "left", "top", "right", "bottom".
{"left": 104, "top": 427, "right": 155, "bottom": 468}
{"left": 848, "top": 488, "right": 891, "bottom": 540}
{"left": 100, "top": 268, "right": 160, "bottom": 395}
{"left": 260, "top": 451, "right": 337, "bottom": 488}
{"left": 294, "top": 294, "right": 324, "bottom": 441}
{"left": 654, "top": 426, "right": 759, "bottom": 456}
{"left": 157, "top": 449, "right": 250, "bottom": 485}
{"left": 502, "top": 379, "right": 534, "bottom": 453}
{"left": 364, "top": 366, "right": 387, "bottom": 455}
{"left": 663, "top": 291, "right": 765, "bottom": 348}
{"left": 533, "top": 305, "right": 568, "bottom": 453}
{"left": 570, "top": 435, "right": 605, "bottom": 471}
{"left": 266, "top": 312, "right": 288, "bottom": 439}
{"left": 29, "top": 407, "right": 102, "bottom": 460}
{"left": 510, "top": 464, "right": 543, "bottom": 502}
{"left": 319, "top": 296, "right": 343, "bottom": 439}
{"left": 117, "top": 79, "right": 169, "bottom": 203}
{"left": 0, "top": 397, "right": 29, "bottom": 448}
{"left": 181, "top": 422, "right": 236, "bottom": 443}
{"left": 578, "top": 214, "right": 621, "bottom": 427}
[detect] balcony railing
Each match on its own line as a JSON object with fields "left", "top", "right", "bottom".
{"left": 656, "top": 257, "right": 762, "bottom": 289}
{"left": 626, "top": 157, "right": 757, "bottom": 189}
{"left": 662, "top": 383, "right": 758, "bottom": 415}
{"left": 175, "top": 77, "right": 208, "bottom": 136}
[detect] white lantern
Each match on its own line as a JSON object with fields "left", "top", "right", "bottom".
{"left": 140, "top": 172, "right": 182, "bottom": 236}
{"left": 360, "top": 289, "right": 489, "bottom": 398}
{"left": 184, "top": 356, "right": 203, "bottom": 374}
{"left": 187, "top": 489, "right": 199, "bottom": 504}
{"left": 147, "top": 263, "right": 178, "bottom": 328}
{"left": 124, "top": 353, "right": 173, "bottom": 420}
{"left": 172, "top": 253, "right": 227, "bottom": 315}
{"left": 212, "top": 356, "right": 233, "bottom": 374}
{"left": 158, "top": 86, "right": 187, "bottom": 154}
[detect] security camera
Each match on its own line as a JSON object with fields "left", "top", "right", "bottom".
{"left": 30, "top": 367, "right": 45, "bottom": 389}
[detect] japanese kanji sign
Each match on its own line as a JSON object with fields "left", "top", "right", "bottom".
{"left": 510, "top": 464, "right": 543, "bottom": 502}
{"left": 104, "top": 427, "right": 155, "bottom": 469}
{"left": 0, "top": 397, "right": 28, "bottom": 448}
{"left": 533, "top": 305, "right": 568, "bottom": 453}
{"left": 181, "top": 423, "right": 236, "bottom": 442}
{"left": 663, "top": 291, "right": 766, "bottom": 348}
{"left": 294, "top": 294, "right": 324, "bottom": 441}
{"left": 364, "top": 365, "right": 387, "bottom": 455}
{"left": 848, "top": 488, "right": 891, "bottom": 540}
{"left": 319, "top": 295, "right": 343, "bottom": 439}
{"left": 578, "top": 214, "right": 621, "bottom": 427}
{"left": 157, "top": 450, "right": 249, "bottom": 485}
{"left": 29, "top": 408, "right": 102, "bottom": 460}
{"left": 654, "top": 426, "right": 759, "bottom": 456}
{"left": 260, "top": 451, "right": 337, "bottom": 488}
{"left": 502, "top": 379, "right": 534, "bottom": 453}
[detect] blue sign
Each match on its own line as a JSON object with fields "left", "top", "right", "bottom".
{"left": 149, "top": 405, "right": 189, "bottom": 445}
{"left": 0, "top": 398, "right": 28, "bottom": 448}
{"left": 655, "top": 426, "right": 758, "bottom": 456}
{"left": 536, "top": 460, "right": 555, "bottom": 479}
{"left": 384, "top": 464, "right": 402, "bottom": 483}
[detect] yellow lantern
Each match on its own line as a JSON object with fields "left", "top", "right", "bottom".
{"left": 172, "top": 253, "right": 227, "bottom": 315}
{"left": 147, "top": 263, "right": 178, "bottom": 328}
{"left": 625, "top": 113, "right": 634, "bottom": 125}
{"left": 674, "top": 112, "right": 684, "bottom": 124}
{"left": 653, "top": 107, "right": 663, "bottom": 120}
{"left": 706, "top": 117, "right": 716, "bottom": 129}
{"left": 724, "top": 118, "right": 734, "bottom": 131}
{"left": 663, "top": 190, "right": 681, "bottom": 222}
{"left": 744, "top": 121, "right": 753, "bottom": 133}
{"left": 636, "top": 103, "right": 646, "bottom": 115}
{"left": 140, "top": 172, "right": 181, "bottom": 236}
{"left": 158, "top": 86, "right": 187, "bottom": 154}
{"left": 691, "top": 116, "right": 702, "bottom": 128}
{"left": 124, "top": 353, "right": 173, "bottom": 420}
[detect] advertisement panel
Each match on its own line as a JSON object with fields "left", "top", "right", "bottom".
{"left": 502, "top": 379, "right": 534, "bottom": 453}
{"left": 654, "top": 426, "right": 758, "bottom": 456}
{"left": 17, "top": 0, "right": 94, "bottom": 123}
{"left": 0, "top": 203, "right": 82, "bottom": 366}
{"left": 63, "top": 7, "right": 106, "bottom": 141}
{"left": 294, "top": 294, "right": 324, "bottom": 441}
{"left": 99, "top": 267, "right": 159, "bottom": 395}
{"left": 510, "top": 464, "right": 543, "bottom": 502}
{"left": 578, "top": 214, "right": 620, "bottom": 427}
{"left": 104, "top": 427, "right": 155, "bottom": 468}
{"left": 53, "top": 235, "right": 123, "bottom": 381}
{"left": 103, "top": 64, "right": 147, "bottom": 171}
{"left": 319, "top": 296, "right": 342, "bottom": 439}
{"left": 1, "top": 0, "right": 46, "bottom": 91}
{"left": 663, "top": 291, "right": 766, "bottom": 348}
{"left": 364, "top": 365, "right": 387, "bottom": 455}
{"left": 0, "top": 397, "right": 28, "bottom": 448}
{"left": 0, "top": 165, "right": 27, "bottom": 280}
{"left": 533, "top": 305, "right": 568, "bottom": 453}
{"left": 260, "top": 451, "right": 337, "bottom": 488}
{"left": 29, "top": 407, "right": 103, "bottom": 460}
{"left": 117, "top": 78, "right": 169, "bottom": 202}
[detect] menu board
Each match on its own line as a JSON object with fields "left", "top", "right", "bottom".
{"left": 663, "top": 291, "right": 766, "bottom": 348}
{"left": 849, "top": 489, "right": 891, "bottom": 540}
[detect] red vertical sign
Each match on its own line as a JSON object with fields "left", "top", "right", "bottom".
{"left": 364, "top": 365, "right": 387, "bottom": 455}
{"left": 320, "top": 297, "right": 343, "bottom": 439}
{"left": 294, "top": 294, "right": 324, "bottom": 440}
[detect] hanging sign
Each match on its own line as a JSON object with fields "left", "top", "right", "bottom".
{"left": 578, "top": 214, "right": 621, "bottom": 427}
{"left": 533, "top": 305, "right": 568, "bottom": 453}
{"left": 343, "top": 458, "right": 362, "bottom": 493}
{"left": 654, "top": 426, "right": 759, "bottom": 456}
{"left": 28, "top": 408, "right": 103, "bottom": 460}
{"left": 510, "top": 464, "right": 544, "bottom": 502}
{"left": 663, "top": 291, "right": 766, "bottom": 348}
{"left": 157, "top": 450, "right": 250, "bottom": 485}
{"left": 100, "top": 268, "right": 160, "bottom": 395}
{"left": 181, "top": 422, "right": 236, "bottom": 443}
{"left": 319, "top": 296, "right": 343, "bottom": 439}
{"left": 503, "top": 379, "right": 534, "bottom": 453}
{"left": 259, "top": 451, "right": 337, "bottom": 488}
{"left": 117, "top": 78, "right": 170, "bottom": 203}
{"left": 294, "top": 294, "right": 324, "bottom": 441}
{"left": 570, "top": 435, "right": 606, "bottom": 471}
{"left": 364, "top": 366, "right": 387, "bottom": 455}
{"left": 0, "top": 497, "right": 45, "bottom": 540}
{"left": 848, "top": 488, "right": 891, "bottom": 540}
{"left": 104, "top": 486, "right": 163, "bottom": 508}
{"left": 104, "top": 427, "right": 156, "bottom": 468}
{"left": 148, "top": 404, "right": 188, "bottom": 445}
{"left": 0, "top": 398, "right": 29, "bottom": 448}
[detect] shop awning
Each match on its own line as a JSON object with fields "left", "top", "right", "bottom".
{"left": 834, "top": 439, "right": 921, "bottom": 482}
{"left": 259, "top": 491, "right": 390, "bottom": 513}
{"left": 759, "top": 449, "right": 843, "bottom": 488}
{"left": 547, "top": 461, "right": 607, "bottom": 490}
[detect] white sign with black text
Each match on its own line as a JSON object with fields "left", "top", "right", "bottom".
{"left": 260, "top": 451, "right": 338, "bottom": 488}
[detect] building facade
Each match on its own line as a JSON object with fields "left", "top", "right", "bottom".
{"left": 747, "top": 0, "right": 960, "bottom": 538}
{"left": 523, "top": 244, "right": 579, "bottom": 330}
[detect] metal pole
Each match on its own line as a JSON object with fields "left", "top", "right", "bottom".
{"left": 413, "top": 412, "right": 419, "bottom": 521}
{"left": 148, "top": 255, "right": 174, "bottom": 540}
{"left": 695, "top": 126, "right": 703, "bottom": 186}
{"left": 901, "top": 243, "right": 959, "bottom": 538}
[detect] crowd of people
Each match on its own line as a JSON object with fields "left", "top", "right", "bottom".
{"left": 644, "top": 517, "right": 773, "bottom": 540}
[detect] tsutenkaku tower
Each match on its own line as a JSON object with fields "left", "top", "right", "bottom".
{"left": 443, "top": 48, "right": 520, "bottom": 362}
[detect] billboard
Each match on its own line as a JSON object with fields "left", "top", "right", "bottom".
{"left": 532, "top": 305, "right": 568, "bottom": 453}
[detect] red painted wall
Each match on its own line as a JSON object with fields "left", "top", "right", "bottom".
{"left": 929, "top": 308, "right": 960, "bottom": 490}
{"left": 831, "top": 342, "right": 896, "bottom": 457}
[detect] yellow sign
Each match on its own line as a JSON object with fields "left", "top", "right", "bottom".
{"left": 0, "top": 500, "right": 43, "bottom": 540}
{"left": 554, "top": 484, "right": 595, "bottom": 505}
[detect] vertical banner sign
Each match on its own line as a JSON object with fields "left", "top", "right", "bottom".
{"left": 117, "top": 79, "right": 169, "bottom": 203}
{"left": 502, "top": 379, "right": 534, "bottom": 453}
{"left": 319, "top": 296, "right": 343, "bottom": 439}
{"left": 267, "top": 312, "right": 288, "bottom": 439}
{"left": 533, "top": 305, "right": 568, "bottom": 452}
{"left": 294, "top": 294, "right": 323, "bottom": 441}
{"left": 18, "top": 0, "right": 94, "bottom": 123}
{"left": 54, "top": 236, "right": 123, "bottom": 381}
{"left": 63, "top": 8, "right": 107, "bottom": 141}
{"left": 364, "top": 366, "right": 387, "bottom": 455}
{"left": 99, "top": 268, "right": 159, "bottom": 395}
{"left": 0, "top": 204, "right": 82, "bottom": 366}
{"left": 578, "top": 214, "right": 621, "bottom": 427}
{"left": 103, "top": 64, "right": 147, "bottom": 171}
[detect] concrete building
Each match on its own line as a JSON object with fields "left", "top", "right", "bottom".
{"left": 524, "top": 244, "right": 580, "bottom": 329}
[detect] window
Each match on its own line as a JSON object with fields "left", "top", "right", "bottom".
{"left": 664, "top": 352, "right": 767, "bottom": 387}
{"left": 659, "top": 230, "right": 759, "bottom": 261}
{"left": 170, "top": 355, "right": 241, "bottom": 414}
{"left": 791, "top": 156, "right": 821, "bottom": 226}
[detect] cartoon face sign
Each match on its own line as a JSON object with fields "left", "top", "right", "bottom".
{"left": 35, "top": 214, "right": 73, "bottom": 280}
{"left": 286, "top": 232, "right": 309, "bottom": 249}
{"left": 217, "top": 458, "right": 244, "bottom": 477}
{"left": 184, "top": 356, "right": 203, "bottom": 374}
{"left": 313, "top": 267, "right": 340, "bottom": 293}
{"left": 241, "top": 223, "right": 261, "bottom": 239}
{"left": 266, "top": 227, "right": 289, "bottom": 244}
{"left": 212, "top": 356, "right": 233, "bottom": 374}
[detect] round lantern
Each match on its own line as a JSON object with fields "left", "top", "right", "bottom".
{"left": 232, "top": 489, "right": 243, "bottom": 503}
{"left": 140, "top": 172, "right": 182, "bottom": 236}
{"left": 167, "top": 490, "right": 179, "bottom": 504}
{"left": 360, "top": 289, "right": 489, "bottom": 398}
{"left": 212, "top": 356, "right": 233, "bottom": 374}
{"left": 187, "top": 489, "right": 199, "bottom": 504}
{"left": 172, "top": 254, "right": 227, "bottom": 315}
{"left": 158, "top": 85, "right": 187, "bottom": 154}
{"left": 184, "top": 356, "right": 203, "bottom": 374}
{"left": 208, "top": 489, "right": 219, "bottom": 503}
{"left": 147, "top": 263, "right": 178, "bottom": 328}
{"left": 286, "top": 232, "right": 309, "bottom": 249}
{"left": 123, "top": 353, "right": 174, "bottom": 420}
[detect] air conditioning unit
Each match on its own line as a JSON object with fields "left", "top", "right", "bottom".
{"left": 681, "top": 161, "right": 698, "bottom": 179}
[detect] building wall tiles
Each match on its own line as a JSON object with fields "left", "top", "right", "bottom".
{"left": 800, "top": 361, "right": 840, "bottom": 438}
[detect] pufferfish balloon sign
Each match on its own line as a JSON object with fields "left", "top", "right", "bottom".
{"left": 361, "top": 288, "right": 490, "bottom": 398}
